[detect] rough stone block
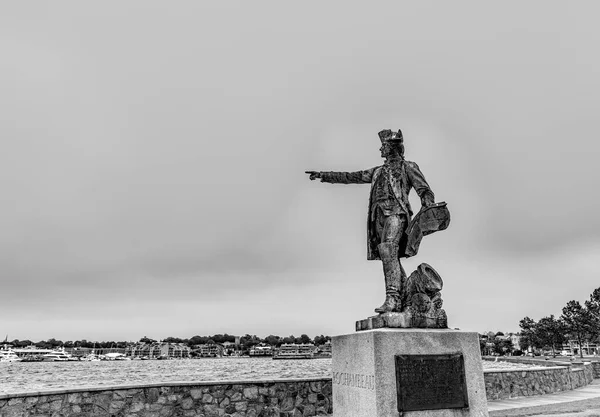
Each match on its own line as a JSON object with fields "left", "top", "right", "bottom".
{"left": 243, "top": 387, "right": 259, "bottom": 400}
{"left": 130, "top": 402, "right": 145, "bottom": 412}
{"left": 281, "top": 397, "right": 294, "bottom": 411}
{"left": 190, "top": 388, "right": 203, "bottom": 400}
{"left": 235, "top": 401, "right": 248, "bottom": 411}
{"left": 203, "top": 403, "right": 219, "bottom": 416}
{"left": 109, "top": 399, "right": 125, "bottom": 411}
{"left": 159, "top": 406, "right": 174, "bottom": 416}
{"left": 303, "top": 403, "right": 316, "bottom": 416}
{"left": 2, "top": 408, "right": 27, "bottom": 417}
{"left": 7, "top": 398, "right": 23, "bottom": 406}
{"left": 182, "top": 397, "right": 194, "bottom": 410}
{"left": 50, "top": 399, "right": 63, "bottom": 412}
{"left": 146, "top": 388, "right": 160, "bottom": 403}
{"left": 149, "top": 403, "right": 163, "bottom": 411}
{"left": 25, "top": 397, "right": 38, "bottom": 405}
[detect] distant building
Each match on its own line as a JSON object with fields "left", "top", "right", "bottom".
{"left": 562, "top": 340, "right": 599, "bottom": 356}
{"left": 221, "top": 341, "right": 236, "bottom": 356}
{"left": 509, "top": 334, "right": 521, "bottom": 351}
{"left": 126, "top": 342, "right": 190, "bottom": 359}
{"left": 318, "top": 341, "right": 332, "bottom": 354}
{"left": 274, "top": 343, "right": 317, "bottom": 359}
{"left": 199, "top": 344, "right": 222, "bottom": 357}
{"left": 249, "top": 344, "right": 273, "bottom": 356}
{"left": 159, "top": 343, "right": 191, "bottom": 358}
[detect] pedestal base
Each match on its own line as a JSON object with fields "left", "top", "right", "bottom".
{"left": 356, "top": 312, "right": 412, "bottom": 331}
{"left": 356, "top": 310, "right": 448, "bottom": 331}
{"left": 332, "top": 329, "right": 488, "bottom": 417}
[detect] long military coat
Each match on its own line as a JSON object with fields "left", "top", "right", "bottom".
{"left": 320, "top": 160, "right": 435, "bottom": 260}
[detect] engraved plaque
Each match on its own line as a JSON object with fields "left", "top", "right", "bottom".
{"left": 395, "top": 353, "right": 468, "bottom": 412}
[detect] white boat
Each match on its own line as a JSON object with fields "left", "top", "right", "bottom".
{"left": 115, "top": 355, "right": 131, "bottom": 361}
{"left": 104, "top": 352, "right": 128, "bottom": 361}
{"left": 0, "top": 348, "right": 22, "bottom": 362}
{"left": 42, "top": 351, "right": 72, "bottom": 362}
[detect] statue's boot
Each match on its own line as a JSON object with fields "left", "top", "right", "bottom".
{"left": 375, "top": 242, "right": 404, "bottom": 314}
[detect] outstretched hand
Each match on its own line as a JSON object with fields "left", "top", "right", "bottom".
{"left": 305, "top": 171, "right": 321, "bottom": 181}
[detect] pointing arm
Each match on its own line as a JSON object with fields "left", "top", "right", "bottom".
{"left": 307, "top": 168, "right": 376, "bottom": 184}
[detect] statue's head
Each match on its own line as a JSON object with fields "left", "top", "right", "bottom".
{"left": 378, "top": 129, "right": 404, "bottom": 159}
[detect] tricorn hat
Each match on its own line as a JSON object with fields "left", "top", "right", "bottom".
{"left": 378, "top": 129, "right": 403, "bottom": 143}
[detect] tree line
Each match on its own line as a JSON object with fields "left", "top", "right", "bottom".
{"left": 479, "top": 331, "right": 515, "bottom": 356}
{"left": 519, "top": 287, "right": 600, "bottom": 357}
{"left": 5, "top": 333, "right": 332, "bottom": 350}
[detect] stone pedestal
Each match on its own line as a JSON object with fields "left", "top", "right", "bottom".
{"left": 332, "top": 329, "right": 488, "bottom": 417}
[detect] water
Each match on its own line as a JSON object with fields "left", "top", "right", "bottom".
{"left": 0, "top": 358, "right": 332, "bottom": 395}
{"left": 0, "top": 358, "right": 532, "bottom": 395}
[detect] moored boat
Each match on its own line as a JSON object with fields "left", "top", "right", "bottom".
{"left": 42, "top": 349, "right": 74, "bottom": 362}
{"left": 0, "top": 348, "right": 22, "bottom": 362}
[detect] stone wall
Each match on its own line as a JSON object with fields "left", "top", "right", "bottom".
{"left": 483, "top": 362, "right": 594, "bottom": 401}
{"left": 591, "top": 361, "right": 600, "bottom": 379}
{"left": 0, "top": 378, "right": 332, "bottom": 417}
{"left": 483, "top": 357, "right": 595, "bottom": 384}
{"left": 0, "top": 363, "right": 596, "bottom": 416}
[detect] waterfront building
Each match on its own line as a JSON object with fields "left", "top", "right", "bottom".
{"left": 249, "top": 344, "right": 273, "bottom": 357}
{"left": 562, "top": 340, "right": 599, "bottom": 356}
{"left": 221, "top": 341, "right": 237, "bottom": 356}
{"left": 126, "top": 342, "right": 190, "bottom": 359}
{"left": 317, "top": 341, "right": 332, "bottom": 355}
{"left": 273, "top": 343, "right": 316, "bottom": 359}
{"left": 199, "top": 344, "right": 222, "bottom": 357}
{"left": 65, "top": 347, "right": 126, "bottom": 357}
{"left": 160, "top": 343, "right": 190, "bottom": 358}
{"left": 509, "top": 334, "right": 521, "bottom": 351}
{"left": 126, "top": 343, "right": 160, "bottom": 358}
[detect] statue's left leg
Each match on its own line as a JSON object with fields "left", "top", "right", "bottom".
{"left": 374, "top": 241, "right": 401, "bottom": 313}
{"left": 374, "top": 215, "right": 407, "bottom": 313}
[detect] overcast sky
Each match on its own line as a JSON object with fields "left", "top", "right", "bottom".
{"left": 2, "top": 2, "right": 600, "bottom": 342}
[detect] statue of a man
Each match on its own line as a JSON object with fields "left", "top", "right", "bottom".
{"left": 306, "top": 129, "right": 437, "bottom": 314}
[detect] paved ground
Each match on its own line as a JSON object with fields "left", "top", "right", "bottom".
{"left": 489, "top": 380, "right": 600, "bottom": 417}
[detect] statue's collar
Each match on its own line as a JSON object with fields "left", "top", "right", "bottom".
{"left": 384, "top": 158, "right": 403, "bottom": 166}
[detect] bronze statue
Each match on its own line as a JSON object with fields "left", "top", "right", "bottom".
{"left": 306, "top": 129, "right": 450, "bottom": 328}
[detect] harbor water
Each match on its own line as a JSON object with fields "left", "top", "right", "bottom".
{"left": 0, "top": 358, "right": 332, "bottom": 395}
{"left": 0, "top": 357, "right": 534, "bottom": 395}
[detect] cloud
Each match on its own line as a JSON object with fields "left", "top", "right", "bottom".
{"left": 1, "top": 2, "right": 600, "bottom": 339}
